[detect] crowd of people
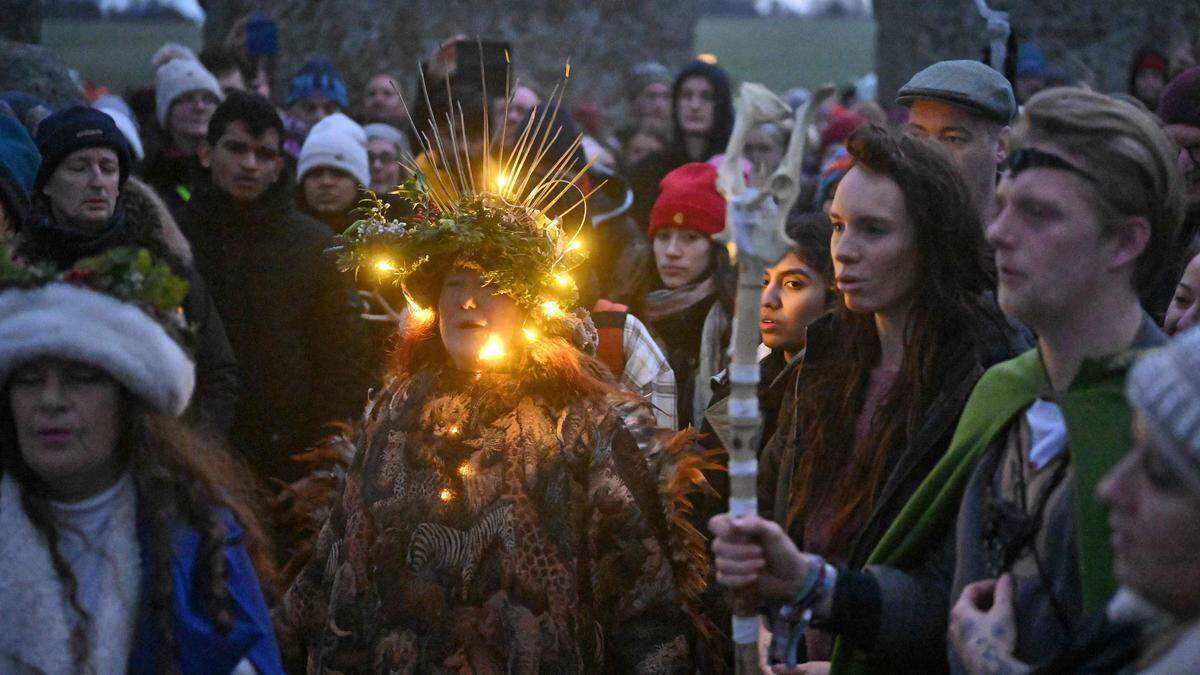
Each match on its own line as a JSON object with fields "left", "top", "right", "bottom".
{"left": 0, "top": 17, "right": 1199, "bottom": 674}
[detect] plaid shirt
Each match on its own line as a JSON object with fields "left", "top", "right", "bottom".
{"left": 620, "top": 314, "right": 677, "bottom": 429}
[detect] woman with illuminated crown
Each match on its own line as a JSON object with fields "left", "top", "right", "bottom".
{"left": 274, "top": 106, "right": 718, "bottom": 672}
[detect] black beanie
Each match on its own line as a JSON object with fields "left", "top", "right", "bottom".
{"left": 33, "top": 105, "right": 131, "bottom": 193}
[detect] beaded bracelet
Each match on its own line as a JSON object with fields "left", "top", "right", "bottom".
{"left": 772, "top": 556, "right": 835, "bottom": 668}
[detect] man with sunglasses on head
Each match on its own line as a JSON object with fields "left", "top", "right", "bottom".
{"left": 179, "top": 91, "right": 369, "bottom": 486}
{"left": 939, "top": 87, "right": 1182, "bottom": 671}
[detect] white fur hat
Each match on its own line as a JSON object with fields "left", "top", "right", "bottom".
{"left": 0, "top": 284, "right": 195, "bottom": 416}
{"left": 297, "top": 112, "right": 370, "bottom": 186}
{"left": 154, "top": 57, "right": 224, "bottom": 129}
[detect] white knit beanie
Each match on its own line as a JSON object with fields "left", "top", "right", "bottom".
{"left": 1126, "top": 327, "right": 1200, "bottom": 498}
{"left": 154, "top": 57, "right": 224, "bottom": 129}
{"left": 0, "top": 284, "right": 195, "bottom": 416}
{"left": 95, "top": 105, "right": 145, "bottom": 161}
{"left": 297, "top": 112, "right": 370, "bottom": 186}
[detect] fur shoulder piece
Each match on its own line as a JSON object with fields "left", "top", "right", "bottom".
{"left": 0, "top": 476, "right": 79, "bottom": 674}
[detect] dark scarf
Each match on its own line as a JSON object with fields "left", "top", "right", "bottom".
{"left": 642, "top": 276, "right": 717, "bottom": 322}
{"left": 19, "top": 200, "right": 132, "bottom": 268}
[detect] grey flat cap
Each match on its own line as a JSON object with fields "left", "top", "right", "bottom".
{"left": 897, "top": 60, "right": 1016, "bottom": 124}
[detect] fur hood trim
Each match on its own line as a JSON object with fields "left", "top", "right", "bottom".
{"left": 122, "top": 176, "right": 193, "bottom": 265}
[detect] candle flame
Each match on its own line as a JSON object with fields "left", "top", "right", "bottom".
{"left": 439, "top": 488, "right": 453, "bottom": 502}
{"left": 495, "top": 173, "right": 510, "bottom": 191}
{"left": 457, "top": 463, "right": 472, "bottom": 478}
{"left": 567, "top": 240, "right": 582, "bottom": 252}
{"left": 522, "top": 327, "right": 539, "bottom": 341}
{"left": 554, "top": 273, "right": 571, "bottom": 287}
{"left": 406, "top": 297, "right": 435, "bottom": 324}
{"left": 540, "top": 300, "right": 563, "bottom": 318}
{"left": 478, "top": 333, "right": 506, "bottom": 361}
{"left": 375, "top": 258, "right": 396, "bottom": 273}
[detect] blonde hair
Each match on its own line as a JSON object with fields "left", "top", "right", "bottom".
{"left": 1012, "top": 86, "right": 1185, "bottom": 292}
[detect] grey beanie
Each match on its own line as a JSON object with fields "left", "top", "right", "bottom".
{"left": 364, "top": 122, "right": 411, "bottom": 156}
{"left": 627, "top": 61, "right": 672, "bottom": 100}
{"left": 1126, "top": 327, "right": 1200, "bottom": 497}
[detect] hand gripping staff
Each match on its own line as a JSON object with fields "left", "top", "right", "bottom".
{"left": 716, "top": 81, "right": 835, "bottom": 674}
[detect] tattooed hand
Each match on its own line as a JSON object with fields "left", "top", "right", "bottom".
{"left": 949, "top": 575, "right": 1031, "bottom": 675}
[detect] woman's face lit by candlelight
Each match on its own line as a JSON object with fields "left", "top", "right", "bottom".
{"left": 438, "top": 267, "right": 525, "bottom": 371}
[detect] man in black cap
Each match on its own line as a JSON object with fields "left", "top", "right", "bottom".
{"left": 898, "top": 60, "right": 1016, "bottom": 225}
{"left": 16, "top": 105, "right": 240, "bottom": 435}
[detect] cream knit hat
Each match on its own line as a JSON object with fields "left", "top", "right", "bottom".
{"left": 154, "top": 57, "right": 224, "bottom": 129}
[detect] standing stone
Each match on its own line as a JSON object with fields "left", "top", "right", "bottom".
{"left": 874, "top": 0, "right": 1200, "bottom": 108}
{"left": 0, "top": 39, "right": 82, "bottom": 109}
{"left": 0, "top": 0, "right": 41, "bottom": 44}
{"left": 203, "top": 0, "right": 700, "bottom": 112}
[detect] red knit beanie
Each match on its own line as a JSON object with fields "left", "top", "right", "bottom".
{"left": 648, "top": 162, "right": 726, "bottom": 238}
{"left": 820, "top": 110, "right": 869, "bottom": 153}
{"left": 1136, "top": 51, "right": 1168, "bottom": 75}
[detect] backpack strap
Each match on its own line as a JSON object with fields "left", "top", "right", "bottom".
{"left": 592, "top": 299, "right": 628, "bottom": 380}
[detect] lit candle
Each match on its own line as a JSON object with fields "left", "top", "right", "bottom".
{"left": 406, "top": 297, "right": 435, "bottom": 324}
{"left": 478, "top": 334, "right": 506, "bottom": 361}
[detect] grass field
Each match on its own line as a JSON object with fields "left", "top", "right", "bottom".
{"left": 695, "top": 15, "right": 876, "bottom": 93}
{"left": 41, "top": 18, "right": 202, "bottom": 93}
{"left": 41, "top": 15, "right": 875, "bottom": 96}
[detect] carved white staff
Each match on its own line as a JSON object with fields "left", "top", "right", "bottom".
{"left": 973, "top": 0, "right": 1011, "bottom": 74}
{"left": 716, "top": 81, "right": 835, "bottom": 674}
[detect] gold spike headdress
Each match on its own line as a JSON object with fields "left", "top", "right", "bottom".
{"left": 330, "top": 65, "right": 597, "bottom": 335}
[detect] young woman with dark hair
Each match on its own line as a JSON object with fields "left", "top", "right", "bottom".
{"left": 0, "top": 248, "right": 282, "bottom": 674}
{"left": 627, "top": 60, "right": 736, "bottom": 227}
{"left": 633, "top": 162, "right": 736, "bottom": 430}
{"left": 720, "top": 125, "right": 1020, "bottom": 670}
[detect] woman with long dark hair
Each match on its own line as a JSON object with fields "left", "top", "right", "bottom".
{"left": 627, "top": 60, "right": 735, "bottom": 227}
{"left": 0, "top": 247, "right": 282, "bottom": 674}
{"left": 732, "top": 125, "right": 1020, "bottom": 670}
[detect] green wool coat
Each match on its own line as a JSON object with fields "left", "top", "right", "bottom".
{"left": 831, "top": 341, "right": 1152, "bottom": 675}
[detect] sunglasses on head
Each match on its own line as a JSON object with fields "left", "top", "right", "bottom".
{"left": 1006, "top": 147, "right": 1099, "bottom": 184}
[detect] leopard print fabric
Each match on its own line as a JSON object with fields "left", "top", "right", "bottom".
{"left": 276, "top": 366, "right": 697, "bottom": 673}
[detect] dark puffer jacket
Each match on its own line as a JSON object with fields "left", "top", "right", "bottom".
{"left": 17, "top": 177, "right": 240, "bottom": 435}
{"left": 178, "top": 178, "right": 371, "bottom": 483}
{"left": 140, "top": 147, "right": 204, "bottom": 221}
